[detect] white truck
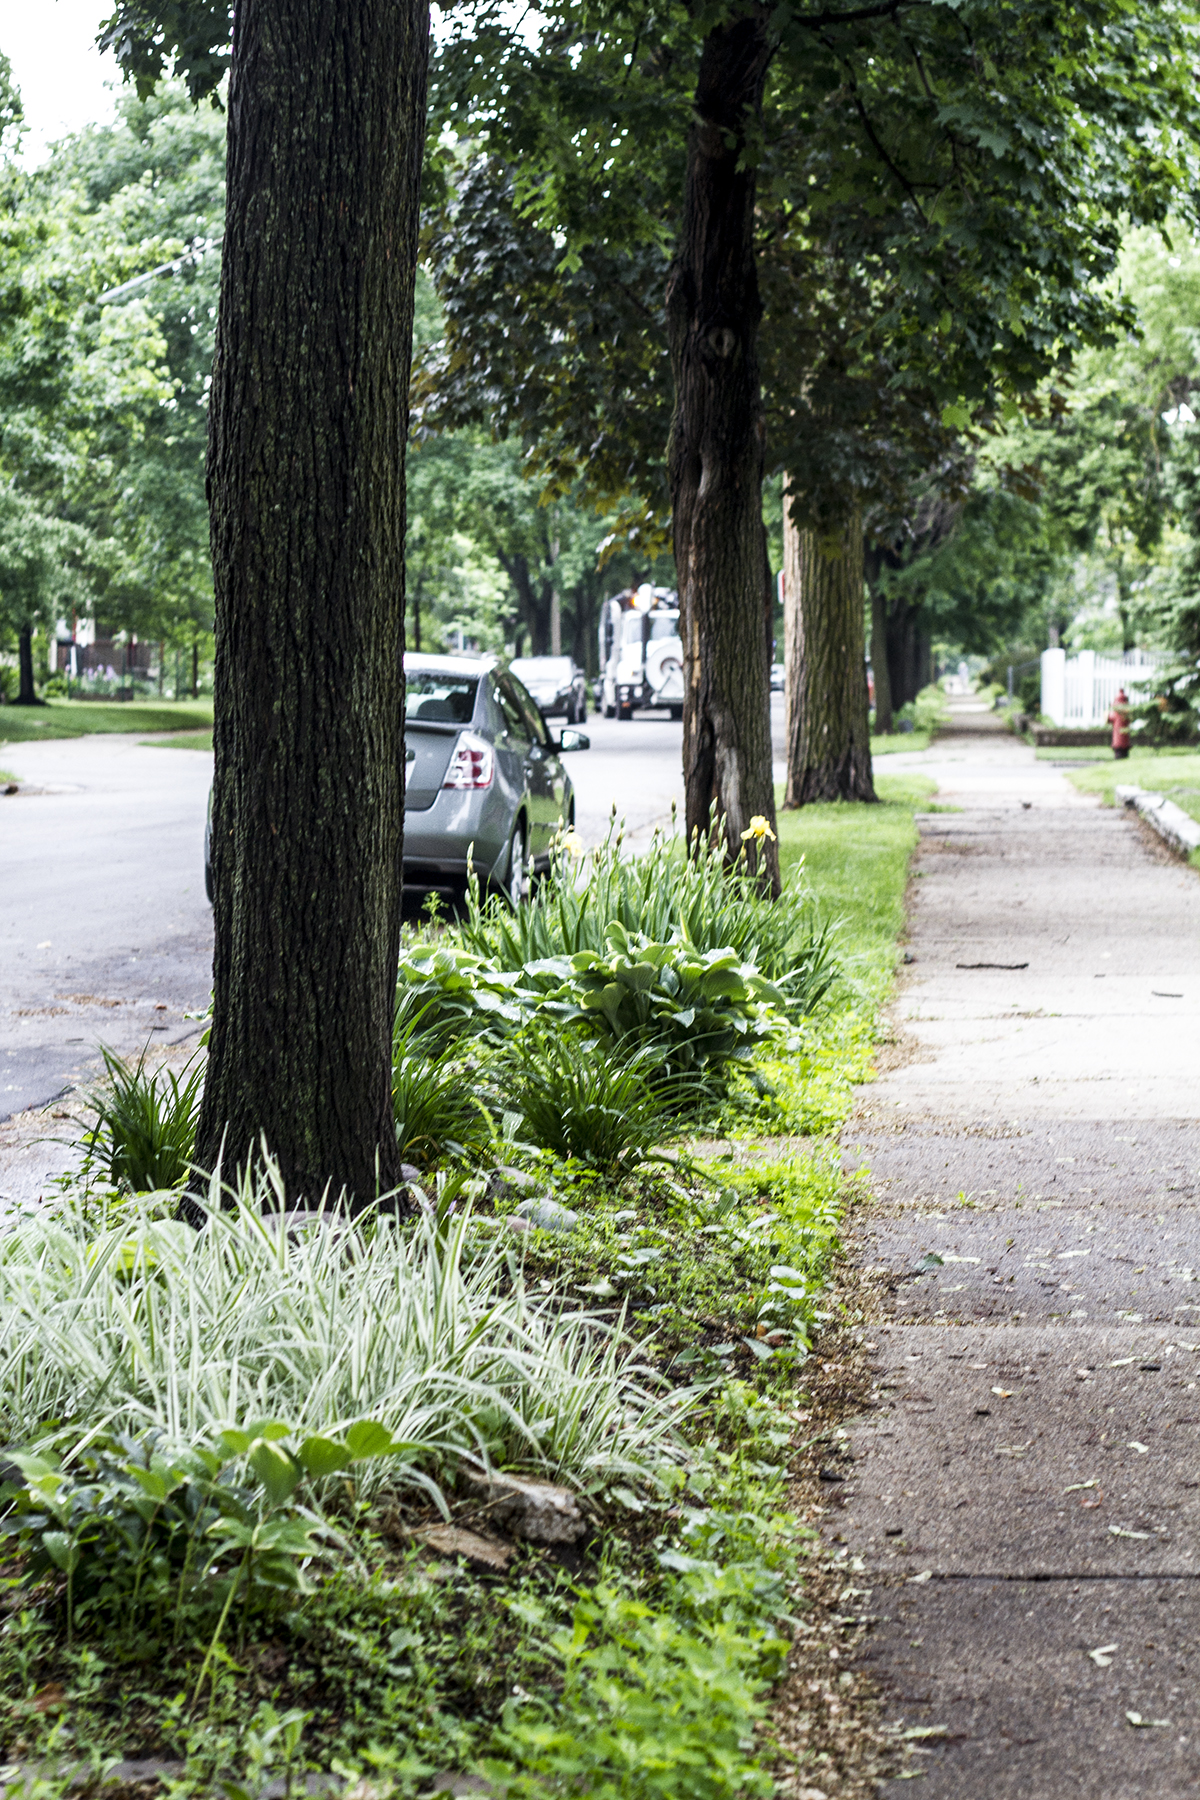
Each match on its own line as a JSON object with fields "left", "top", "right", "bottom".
{"left": 597, "top": 584, "right": 684, "bottom": 719}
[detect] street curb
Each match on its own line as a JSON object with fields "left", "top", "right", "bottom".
{"left": 1115, "top": 782, "right": 1200, "bottom": 856}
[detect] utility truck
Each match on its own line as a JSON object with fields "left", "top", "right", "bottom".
{"left": 597, "top": 584, "right": 683, "bottom": 719}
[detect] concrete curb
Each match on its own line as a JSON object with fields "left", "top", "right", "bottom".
{"left": 1115, "top": 782, "right": 1200, "bottom": 855}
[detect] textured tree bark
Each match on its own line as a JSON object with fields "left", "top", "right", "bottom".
{"left": 15, "top": 627, "right": 42, "bottom": 706}
{"left": 865, "top": 546, "right": 893, "bottom": 736}
{"left": 193, "top": 0, "right": 429, "bottom": 1209}
{"left": 782, "top": 493, "right": 875, "bottom": 805}
{"left": 667, "top": 10, "right": 779, "bottom": 892}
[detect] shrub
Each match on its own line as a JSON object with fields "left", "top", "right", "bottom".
{"left": 80, "top": 1046, "right": 203, "bottom": 1191}
{"left": 560, "top": 923, "right": 787, "bottom": 1072}
{"left": 461, "top": 817, "right": 839, "bottom": 1011}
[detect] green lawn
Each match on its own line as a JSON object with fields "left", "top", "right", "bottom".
{"left": 1034, "top": 745, "right": 1111, "bottom": 761}
{"left": 0, "top": 698, "right": 214, "bottom": 745}
{"left": 871, "top": 729, "right": 930, "bottom": 755}
{"left": 777, "top": 770, "right": 935, "bottom": 991}
{"left": 142, "top": 729, "right": 213, "bottom": 750}
{"left": 1065, "top": 748, "right": 1200, "bottom": 825}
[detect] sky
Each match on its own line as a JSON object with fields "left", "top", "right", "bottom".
{"left": 4, "top": 0, "right": 120, "bottom": 164}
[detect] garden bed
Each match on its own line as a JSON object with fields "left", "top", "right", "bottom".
{"left": 0, "top": 786, "right": 929, "bottom": 1799}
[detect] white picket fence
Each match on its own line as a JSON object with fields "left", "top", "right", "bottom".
{"left": 1040, "top": 648, "right": 1165, "bottom": 728}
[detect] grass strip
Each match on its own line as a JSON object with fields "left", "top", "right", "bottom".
{"left": 1064, "top": 748, "right": 1200, "bottom": 823}
{"left": 0, "top": 698, "right": 214, "bottom": 744}
{"left": 141, "top": 730, "right": 214, "bottom": 750}
{"left": 870, "top": 730, "right": 930, "bottom": 755}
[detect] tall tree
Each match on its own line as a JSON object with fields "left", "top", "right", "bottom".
{"left": 430, "top": 0, "right": 1200, "bottom": 827}
{"left": 101, "top": 0, "right": 431, "bottom": 1207}
{"left": 668, "top": 14, "right": 778, "bottom": 882}
{"left": 782, "top": 506, "right": 873, "bottom": 804}
{"left": 0, "top": 488, "right": 94, "bottom": 703}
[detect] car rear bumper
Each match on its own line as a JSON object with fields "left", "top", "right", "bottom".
{"left": 403, "top": 786, "right": 509, "bottom": 881}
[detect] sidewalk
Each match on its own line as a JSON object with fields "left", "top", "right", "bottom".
{"left": 836, "top": 700, "right": 1200, "bottom": 1795}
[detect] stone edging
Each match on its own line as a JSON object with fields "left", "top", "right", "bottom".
{"left": 1115, "top": 782, "right": 1200, "bottom": 855}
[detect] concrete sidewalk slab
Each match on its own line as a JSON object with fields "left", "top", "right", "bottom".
{"left": 843, "top": 1118, "right": 1200, "bottom": 1213}
{"left": 832, "top": 703, "right": 1200, "bottom": 1793}
{"left": 880, "top": 807, "right": 1200, "bottom": 1122}
{"left": 858, "top": 1210, "right": 1200, "bottom": 1327}
{"left": 832, "top": 1325, "right": 1200, "bottom": 1577}
{"left": 863, "top": 1578, "right": 1200, "bottom": 1799}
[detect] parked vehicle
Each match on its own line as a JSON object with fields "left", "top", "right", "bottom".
{"left": 770, "top": 662, "right": 785, "bottom": 693}
{"left": 509, "top": 655, "right": 589, "bottom": 724}
{"left": 203, "top": 656, "right": 589, "bottom": 906}
{"left": 597, "top": 584, "right": 683, "bottom": 719}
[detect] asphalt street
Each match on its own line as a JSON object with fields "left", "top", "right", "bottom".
{"left": 0, "top": 733, "right": 216, "bottom": 1120}
{"left": 2, "top": 699, "right": 783, "bottom": 1122}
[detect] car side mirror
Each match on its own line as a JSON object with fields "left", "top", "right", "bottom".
{"left": 558, "top": 728, "right": 590, "bottom": 752}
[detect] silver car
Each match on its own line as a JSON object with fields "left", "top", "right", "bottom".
{"left": 203, "top": 655, "right": 588, "bottom": 907}
{"left": 404, "top": 655, "right": 588, "bottom": 902}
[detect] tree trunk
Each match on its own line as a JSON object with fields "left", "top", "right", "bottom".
{"left": 865, "top": 546, "right": 892, "bottom": 737}
{"left": 15, "top": 626, "right": 43, "bottom": 706}
{"left": 782, "top": 494, "right": 875, "bottom": 805}
{"left": 499, "top": 551, "right": 552, "bottom": 654}
{"left": 1116, "top": 560, "right": 1135, "bottom": 652}
{"left": 667, "top": 10, "right": 779, "bottom": 892}
{"left": 193, "top": 0, "right": 429, "bottom": 1210}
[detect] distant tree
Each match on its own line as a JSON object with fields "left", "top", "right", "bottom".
{"left": 431, "top": 1, "right": 1200, "bottom": 839}
{"left": 0, "top": 487, "right": 94, "bottom": 703}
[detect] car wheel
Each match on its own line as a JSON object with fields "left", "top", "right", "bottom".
{"left": 576, "top": 692, "right": 587, "bottom": 723}
{"left": 604, "top": 702, "right": 616, "bottom": 719}
{"left": 669, "top": 704, "right": 683, "bottom": 721}
{"left": 506, "top": 822, "right": 528, "bottom": 907}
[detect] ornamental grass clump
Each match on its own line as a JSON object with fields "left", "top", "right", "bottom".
{"left": 0, "top": 1156, "right": 682, "bottom": 1498}
{"left": 504, "top": 1031, "right": 711, "bottom": 1171}
{"left": 80, "top": 1046, "right": 203, "bottom": 1191}
{"left": 391, "top": 1018, "right": 496, "bottom": 1166}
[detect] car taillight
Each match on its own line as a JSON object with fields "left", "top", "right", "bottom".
{"left": 442, "top": 732, "right": 494, "bottom": 790}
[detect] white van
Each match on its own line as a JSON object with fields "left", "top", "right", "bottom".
{"left": 597, "top": 584, "right": 684, "bottom": 719}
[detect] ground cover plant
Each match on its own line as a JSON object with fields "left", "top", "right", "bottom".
{"left": 0, "top": 700, "right": 214, "bottom": 746}
{"left": 3, "top": 788, "right": 929, "bottom": 1796}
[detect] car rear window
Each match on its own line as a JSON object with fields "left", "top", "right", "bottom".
{"left": 405, "top": 672, "right": 478, "bottom": 724}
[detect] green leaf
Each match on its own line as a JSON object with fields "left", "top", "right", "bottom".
{"left": 42, "top": 1530, "right": 81, "bottom": 1574}
{"left": 344, "top": 1419, "right": 397, "bottom": 1460}
{"left": 248, "top": 1441, "right": 301, "bottom": 1507}
{"left": 297, "top": 1434, "right": 353, "bottom": 1479}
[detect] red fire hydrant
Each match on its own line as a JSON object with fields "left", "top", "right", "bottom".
{"left": 1108, "top": 687, "right": 1132, "bottom": 760}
